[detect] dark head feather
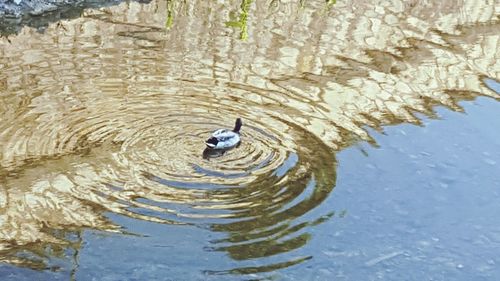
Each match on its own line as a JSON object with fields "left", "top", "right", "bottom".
{"left": 233, "top": 118, "right": 243, "bottom": 133}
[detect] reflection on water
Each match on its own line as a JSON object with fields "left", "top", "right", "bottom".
{"left": 0, "top": 0, "right": 499, "bottom": 276}
{"left": 0, "top": 0, "right": 151, "bottom": 36}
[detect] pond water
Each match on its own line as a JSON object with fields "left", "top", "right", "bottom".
{"left": 0, "top": 0, "right": 499, "bottom": 280}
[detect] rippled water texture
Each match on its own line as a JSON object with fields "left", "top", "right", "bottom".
{"left": 0, "top": 0, "right": 499, "bottom": 277}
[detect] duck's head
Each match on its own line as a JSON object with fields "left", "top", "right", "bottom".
{"left": 233, "top": 118, "right": 243, "bottom": 133}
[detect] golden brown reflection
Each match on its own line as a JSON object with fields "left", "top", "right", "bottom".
{"left": 0, "top": 0, "right": 499, "bottom": 273}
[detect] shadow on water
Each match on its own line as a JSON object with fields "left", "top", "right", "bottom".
{"left": 0, "top": 0, "right": 499, "bottom": 278}
{"left": 202, "top": 141, "right": 241, "bottom": 160}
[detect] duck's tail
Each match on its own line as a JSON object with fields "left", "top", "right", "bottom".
{"left": 233, "top": 118, "right": 242, "bottom": 133}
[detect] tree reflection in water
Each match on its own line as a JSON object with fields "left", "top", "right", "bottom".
{"left": 0, "top": 0, "right": 498, "bottom": 275}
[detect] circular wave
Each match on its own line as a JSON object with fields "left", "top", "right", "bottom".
{"left": 88, "top": 98, "right": 337, "bottom": 223}
{"left": 0, "top": 73, "right": 338, "bottom": 275}
{"left": 49, "top": 86, "right": 338, "bottom": 269}
{"left": 0, "top": 12, "right": 336, "bottom": 272}
{"left": 99, "top": 104, "right": 337, "bottom": 271}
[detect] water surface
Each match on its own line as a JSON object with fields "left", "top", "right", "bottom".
{"left": 0, "top": 0, "right": 499, "bottom": 279}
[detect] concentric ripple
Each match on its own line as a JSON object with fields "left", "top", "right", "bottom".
{"left": 101, "top": 106, "right": 337, "bottom": 268}
{"left": 90, "top": 98, "right": 336, "bottom": 226}
{"left": 119, "top": 115, "right": 287, "bottom": 186}
{"left": 1, "top": 0, "right": 499, "bottom": 276}
{"left": 0, "top": 73, "right": 337, "bottom": 271}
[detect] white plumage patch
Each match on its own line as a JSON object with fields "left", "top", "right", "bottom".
{"left": 208, "top": 129, "right": 240, "bottom": 149}
{"left": 212, "top": 129, "right": 233, "bottom": 138}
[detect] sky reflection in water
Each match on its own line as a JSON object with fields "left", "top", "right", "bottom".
{"left": 0, "top": 0, "right": 499, "bottom": 279}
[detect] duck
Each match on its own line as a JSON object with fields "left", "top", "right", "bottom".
{"left": 205, "top": 118, "right": 242, "bottom": 149}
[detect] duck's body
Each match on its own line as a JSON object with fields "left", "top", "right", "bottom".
{"left": 205, "top": 118, "right": 242, "bottom": 150}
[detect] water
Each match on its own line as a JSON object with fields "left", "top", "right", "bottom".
{"left": 0, "top": 0, "right": 499, "bottom": 280}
